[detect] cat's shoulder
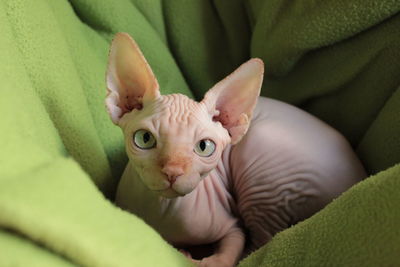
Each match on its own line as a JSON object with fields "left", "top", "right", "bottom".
{"left": 253, "top": 96, "right": 343, "bottom": 142}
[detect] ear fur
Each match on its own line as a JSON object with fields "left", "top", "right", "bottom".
{"left": 106, "top": 33, "right": 160, "bottom": 125}
{"left": 201, "top": 59, "right": 264, "bottom": 144}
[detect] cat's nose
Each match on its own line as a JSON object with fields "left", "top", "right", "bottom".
{"left": 161, "top": 165, "right": 184, "bottom": 184}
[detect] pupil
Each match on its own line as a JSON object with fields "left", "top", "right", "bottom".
{"left": 200, "top": 140, "right": 206, "bottom": 151}
{"left": 143, "top": 132, "right": 150, "bottom": 143}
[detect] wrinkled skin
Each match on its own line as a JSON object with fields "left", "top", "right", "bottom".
{"left": 107, "top": 33, "right": 366, "bottom": 267}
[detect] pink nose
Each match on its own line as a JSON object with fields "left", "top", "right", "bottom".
{"left": 161, "top": 165, "right": 184, "bottom": 184}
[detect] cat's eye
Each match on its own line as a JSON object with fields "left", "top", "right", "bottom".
{"left": 133, "top": 129, "right": 156, "bottom": 149}
{"left": 194, "top": 139, "right": 216, "bottom": 157}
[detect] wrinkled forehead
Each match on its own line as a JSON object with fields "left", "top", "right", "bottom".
{"left": 158, "top": 94, "right": 204, "bottom": 119}
{"left": 121, "top": 93, "right": 231, "bottom": 147}
{"left": 153, "top": 94, "right": 210, "bottom": 137}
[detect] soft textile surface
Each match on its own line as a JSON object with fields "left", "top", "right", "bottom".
{"left": 0, "top": 0, "right": 399, "bottom": 266}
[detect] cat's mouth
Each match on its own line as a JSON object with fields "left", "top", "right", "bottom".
{"left": 157, "top": 187, "right": 185, "bottom": 198}
{"left": 146, "top": 172, "right": 203, "bottom": 198}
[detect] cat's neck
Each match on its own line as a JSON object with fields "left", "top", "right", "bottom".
{"left": 214, "top": 144, "right": 233, "bottom": 191}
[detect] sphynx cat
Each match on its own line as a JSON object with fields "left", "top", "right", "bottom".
{"left": 106, "top": 33, "right": 366, "bottom": 267}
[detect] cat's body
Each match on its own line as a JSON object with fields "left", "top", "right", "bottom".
{"left": 116, "top": 96, "right": 365, "bottom": 250}
{"left": 106, "top": 33, "right": 366, "bottom": 267}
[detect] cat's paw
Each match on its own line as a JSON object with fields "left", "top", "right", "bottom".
{"left": 195, "top": 255, "right": 234, "bottom": 267}
{"left": 179, "top": 249, "right": 193, "bottom": 259}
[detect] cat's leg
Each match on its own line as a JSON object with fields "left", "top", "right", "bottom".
{"left": 193, "top": 227, "right": 245, "bottom": 267}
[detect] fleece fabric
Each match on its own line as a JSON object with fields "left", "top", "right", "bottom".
{"left": 0, "top": 0, "right": 399, "bottom": 266}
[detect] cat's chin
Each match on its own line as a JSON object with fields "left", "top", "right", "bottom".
{"left": 158, "top": 188, "right": 186, "bottom": 199}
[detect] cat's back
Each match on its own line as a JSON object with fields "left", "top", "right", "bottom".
{"left": 228, "top": 96, "right": 366, "bottom": 249}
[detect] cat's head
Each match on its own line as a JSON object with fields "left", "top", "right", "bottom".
{"left": 106, "top": 33, "right": 263, "bottom": 198}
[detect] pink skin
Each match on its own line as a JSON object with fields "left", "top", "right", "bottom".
{"left": 107, "top": 33, "right": 366, "bottom": 267}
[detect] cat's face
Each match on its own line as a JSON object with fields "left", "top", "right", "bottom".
{"left": 119, "top": 95, "right": 230, "bottom": 198}
{"left": 106, "top": 33, "right": 263, "bottom": 198}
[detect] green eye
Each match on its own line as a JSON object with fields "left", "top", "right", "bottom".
{"left": 194, "top": 139, "right": 216, "bottom": 157}
{"left": 133, "top": 129, "right": 156, "bottom": 149}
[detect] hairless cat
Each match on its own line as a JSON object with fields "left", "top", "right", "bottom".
{"left": 106, "top": 33, "right": 366, "bottom": 267}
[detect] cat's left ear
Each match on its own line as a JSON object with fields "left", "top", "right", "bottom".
{"left": 106, "top": 33, "right": 160, "bottom": 125}
{"left": 201, "top": 59, "right": 264, "bottom": 145}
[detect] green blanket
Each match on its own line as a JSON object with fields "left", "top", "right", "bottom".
{"left": 0, "top": 0, "right": 399, "bottom": 266}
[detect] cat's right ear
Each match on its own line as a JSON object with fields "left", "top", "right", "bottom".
{"left": 106, "top": 33, "right": 160, "bottom": 125}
